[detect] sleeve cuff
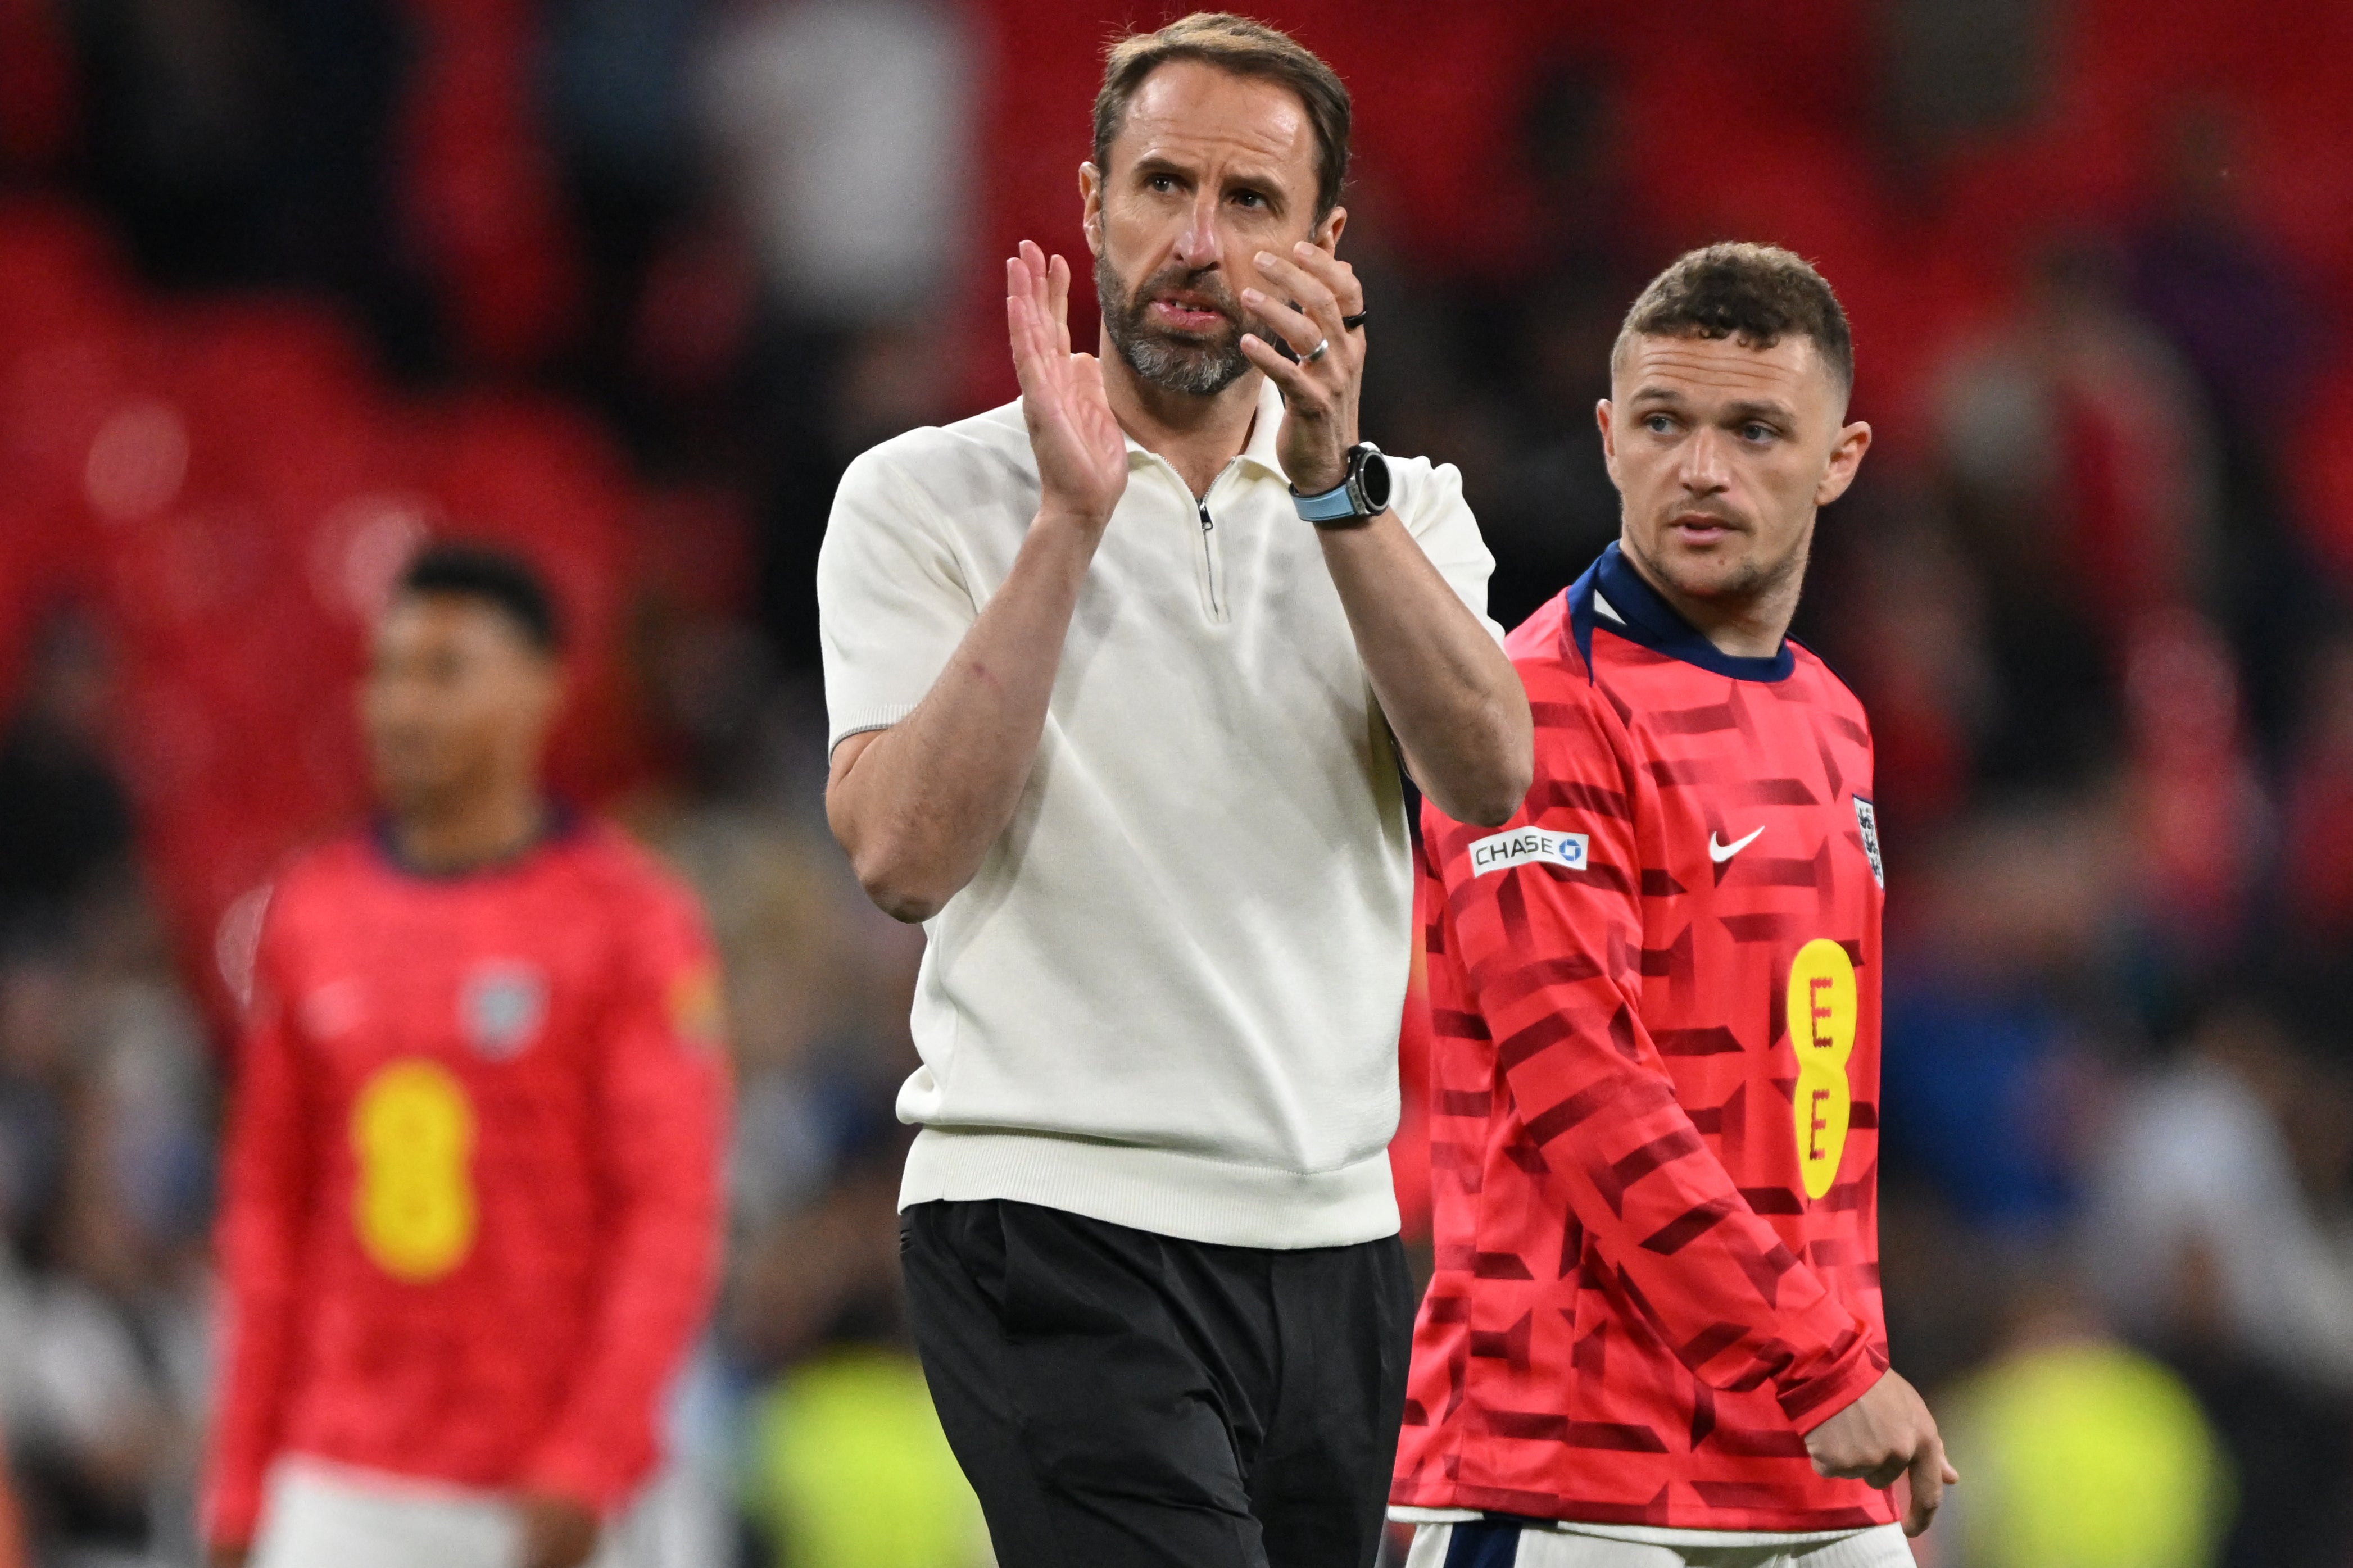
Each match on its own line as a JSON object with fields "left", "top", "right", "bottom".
{"left": 1782, "top": 1330, "right": 1891, "bottom": 1432}
{"left": 826, "top": 705, "right": 918, "bottom": 754}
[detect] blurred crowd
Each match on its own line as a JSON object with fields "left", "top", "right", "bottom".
{"left": 3, "top": 0, "right": 2353, "bottom": 1565}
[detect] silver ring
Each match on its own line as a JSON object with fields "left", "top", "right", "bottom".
{"left": 1303, "top": 337, "right": 1330, "bottom": 363}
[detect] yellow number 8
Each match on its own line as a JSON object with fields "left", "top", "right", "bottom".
{"left": 351, "top": 1060, "right": 478, "bottom": 1281}
{"left": 1785, "top": 939, "right": 1858, "bottom": 1202}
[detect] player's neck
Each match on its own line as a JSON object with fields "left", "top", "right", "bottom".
{"left": 1617, "top": 535, "right": 1803, "bottom": 660}
{"left": 1099, "top": 320, "right": 1263, "bottom": 499}
{"left": 392, "top": 789, "right": 550, "bottom": 876}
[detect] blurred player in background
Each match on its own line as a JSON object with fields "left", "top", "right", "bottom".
{"left": 201, "top": 546, "right": 730, "bottom": 1568}
{"left": 1390, "top": 246, "right": 1955, "bottom": 1566}
{"left": 820, "top": 13, "right": 1529, "bottom": 1566}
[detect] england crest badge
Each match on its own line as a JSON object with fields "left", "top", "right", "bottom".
{"left": 1852, "top": 796, "right": 1885, "bottom": 889}
{"left": 461, "top": 962, "right": 547, "bottom": 1060}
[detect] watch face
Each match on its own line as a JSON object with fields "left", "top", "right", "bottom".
{"left": 1358, "top": 449, "right": 1392, "bottom": 512}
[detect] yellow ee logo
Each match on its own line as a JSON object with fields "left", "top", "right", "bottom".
{"left": 351, "top": 1059, "right": 478, "bottom": 1281}
{"left": 1786, "top": 939, "right": 1857, "bottom": 1202}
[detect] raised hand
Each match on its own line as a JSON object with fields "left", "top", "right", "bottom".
{"left": 1237, "top": 236, "right": 1366, "bottom": 495}
{"left": 1007, "top": 240, "right": 1128, "bottom": 530}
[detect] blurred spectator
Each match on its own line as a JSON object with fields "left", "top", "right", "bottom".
{"left": 743, "top": 1347, "right": 986, "bottom": 1568}
{"left": 699, "top": 0, "right": 972, "bottom": 326}
{"left": 0, "top": 615, "right": 133, "bottom": 950}
{"left": 1930, "top": 243, "right": 2219, "bottom": 792}
{"left": 732, "top": 1169, "right": 985, "bottom": 1568}
{"left": 696, "top": 0, "right": 974, "bottom": 669}
{"left": 1942, "top": 1285, "right": 2229, "bottom": 1568}
{"left": 2084, "top": 995, "right": 2353, "bottom": 1568}
{"left": 1881, "top": 798, "right": 2123, "bottom": 1234}
{"left": 0, "top": 876, "right": 211, "bottom": 1568}
{"left": 2085, "top": 998, "right": 2353, "bottom": 1388}
{"left": 2279, "top": 628, "right": 2353, "bottom": 940}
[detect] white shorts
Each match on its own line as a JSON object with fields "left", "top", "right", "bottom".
{"left": 252, "top": 1458, "right": 635, "bottom": 1568}
{"left": 1404, "top": 1519, "right": 1914, "bottom": 1568}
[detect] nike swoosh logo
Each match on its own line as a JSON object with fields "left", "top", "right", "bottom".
{"left": 1708, "top": 826, "right": 1765, "bottom": 863}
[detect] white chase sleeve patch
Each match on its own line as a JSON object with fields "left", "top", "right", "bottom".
{"left": 1467, "top": 827, "right": 1589, "bottom": 876}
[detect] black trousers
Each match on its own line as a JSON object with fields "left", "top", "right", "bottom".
{"left": 901, "top": 1199, "right": 1414, "bottom": 1568}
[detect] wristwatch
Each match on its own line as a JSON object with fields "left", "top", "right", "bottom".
{"left": 1291, "top": 442, "right": 1391, "bottom": 526}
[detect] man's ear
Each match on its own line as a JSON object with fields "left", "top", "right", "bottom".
{"left": 1815, "top": 420, "right": 1873, "bottom": 507}
{"left": 1313, "top": 204, "right": 1346, "bottom": 253}
{"left": 1080, "top": 161, "right": 1105, "bottom": 257}
{"left": 1595, "top": 399, "right": 1620, "bottom": 484}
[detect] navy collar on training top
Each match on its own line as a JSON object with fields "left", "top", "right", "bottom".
{"left": 1566, "top": 540, "right": 1796, "bottom": 684}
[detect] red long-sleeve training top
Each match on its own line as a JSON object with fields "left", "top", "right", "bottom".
{"left": 1392, "top": 543, "right": 1897, "bottom": 1533}
{"left": 202, "top": 819, "right": 729, "bottom": 1546}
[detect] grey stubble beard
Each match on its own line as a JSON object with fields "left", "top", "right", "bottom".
{"left": 1094, "top": 251, "right": 1255, "bottom": 398}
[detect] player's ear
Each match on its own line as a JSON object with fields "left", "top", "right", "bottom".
{"left": 1815, "top": 420, "right": 1872, "bottom": 507}
{"left": 1313, "top": 204, "right": 1346, "bottom": 253}
{"left": 1080, "top": 162, "right": 1105, "bottom": 257}
{"left": 1595, "top": 399, "right": 1620, "bottom": 481}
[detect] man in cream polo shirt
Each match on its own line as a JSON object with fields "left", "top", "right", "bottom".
{"left": 817, "top": 15, "right": 1531, "bottom": 1567}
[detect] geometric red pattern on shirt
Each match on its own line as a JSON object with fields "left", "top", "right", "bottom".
{"left": 1392, "top": 578, "right": 1899, "bottom": 1534}
{"left": 200, "top": 820, "right": 729, "bottom": 1546}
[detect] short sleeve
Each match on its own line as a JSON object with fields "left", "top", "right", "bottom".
{"left": 817, "top": 443, "right": 978, "bottom": 752}
{"left": 1395, "top": 459, "right": 1505, "bottom": 647}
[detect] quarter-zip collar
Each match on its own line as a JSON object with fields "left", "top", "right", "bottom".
{"left": 1119, "top": 375, "right": 1289, "bottom": 485}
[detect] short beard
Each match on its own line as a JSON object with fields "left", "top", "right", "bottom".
{"left": 1096, "top": 252, "right": 1252, "bottom": 397}
{"left": 1631, "top": 520, "right": 1810, "bottom": 607}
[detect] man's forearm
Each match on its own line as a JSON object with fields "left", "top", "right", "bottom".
{"left": 1318, "top": 518, "right": 1532, "bottom": 825}
{"left": 828, "top": 511, "right": 1100, "bottom": 921}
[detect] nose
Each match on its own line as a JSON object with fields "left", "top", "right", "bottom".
{"left": 1173, "top": 188, "right": 1222, "bottom": 270}
{"left": 1678, "top": 426, "right": 1733, "bottom": 496}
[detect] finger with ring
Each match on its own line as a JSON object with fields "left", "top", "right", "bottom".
{"left": 1239, "top": 283, "right": 1331, "bottom": 362}
{"left": 1304, "top": 338, "right": 1330, "bottom": 363}
{"left": 1254, "top": 249, "right": 1353, "bottom": 342}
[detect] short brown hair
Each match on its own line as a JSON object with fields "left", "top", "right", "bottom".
{"left": 1093, "top": 12, "right": 1351, "bottom": 221}
{"left": 1613, "top": 242, "right": 1855, "bottom": 398}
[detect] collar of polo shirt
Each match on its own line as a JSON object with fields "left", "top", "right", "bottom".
{"left": 1118, "top": 375, "right": 1291, "bottom": 485}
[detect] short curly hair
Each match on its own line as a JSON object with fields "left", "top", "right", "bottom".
{"left": 1612, "top": 242, "right": 1854, "bottom": 400}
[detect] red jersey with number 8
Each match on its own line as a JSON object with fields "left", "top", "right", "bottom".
{"left": 1391, "top": 543, "right": 1898, "bottom": 1533}
{"left": 201, "top": 819, "right": 729, "bottom": 1546}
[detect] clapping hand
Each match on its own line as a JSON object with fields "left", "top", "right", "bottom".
{"left": 1007, "top": 240, "right": 1127, "bottom": 531}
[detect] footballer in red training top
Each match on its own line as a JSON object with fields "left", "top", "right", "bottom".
{"left": 1390, "top": 246, "right": 1957, "bottom": 1568}
{"left": 202, "top": 545, "right": 729, "bottom": 1568}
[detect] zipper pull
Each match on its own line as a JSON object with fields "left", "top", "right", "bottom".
{"left": 1198, "top": 499, "right": 1213, "bottom": 533}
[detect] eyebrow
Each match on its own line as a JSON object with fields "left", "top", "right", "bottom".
{"left": 1128, "top": 152, "right": 1291, "bottom": 214}
{"left": 1629, "top": 387, "right": 1799, "bottom": 425}
{"left": 1720, "top": 398, "right": 1798, "bottom": 425}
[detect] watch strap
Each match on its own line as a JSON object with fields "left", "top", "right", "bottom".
{"left": 1292, "top": 479, "right": 1363, "bottom": 524}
